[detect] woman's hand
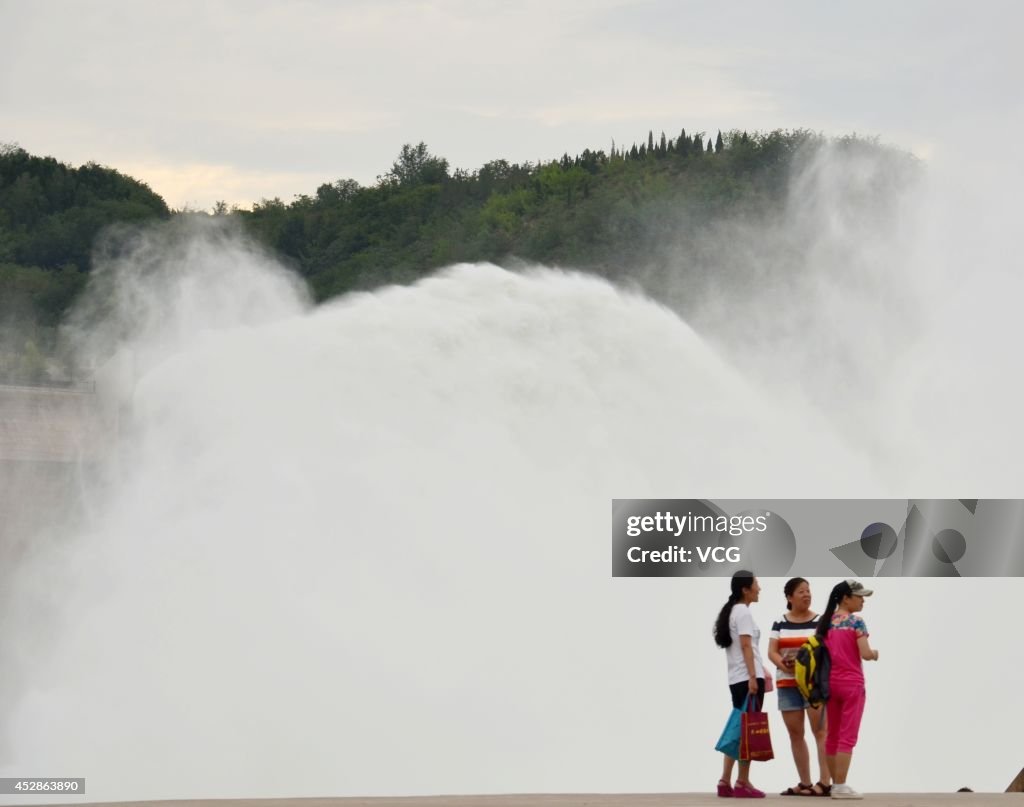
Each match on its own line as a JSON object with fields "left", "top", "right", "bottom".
{"left": 748, "top": 676, "right": 759, "bottom": 695}
{"left": 873, "top": 649, "right": 880, "bottom": 661}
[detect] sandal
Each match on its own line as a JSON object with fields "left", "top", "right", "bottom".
{"left": 733, "top": 782, "right": 766, "bottom": 799}
{"left": 781, "top": 783, "right": 814, "bottom": 796}
{"left": 811, "top": 782, "right": 832, "bottom": 797}
{"left": 717, "top": 779, "right": 734, "bottom": 798}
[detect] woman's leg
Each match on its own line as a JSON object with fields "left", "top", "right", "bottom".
{"left": 782, "top": 708, "right": 811, "bottom": 785}
{"left": 824, "top": 688, "right": 845, "bottom": 781}
{"left": 832, "top": 687, "right": 867, "bottom": 785}
{"left": 737, "top": 759, "right": 752, "bottom": 786}
{"left": 807, "top": 705, "right": 830, "bottom": 786}
{"left": 832, "top": 753, "right": 852, "bottom": 785}
{"left": 722, "top": 682, "right": 745, "bottom": 787}
{"left": 736, "top": 682, "right": 765, "bottom": 789}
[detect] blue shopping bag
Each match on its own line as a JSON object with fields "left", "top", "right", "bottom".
{"left": 714, "top": 694, "right": 748, "bottom": 760}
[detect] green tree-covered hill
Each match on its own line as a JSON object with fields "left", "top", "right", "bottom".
{"left": 238, "top": 129, "right": 916, "bottom": 307}
{"left": 0, "top": 129, "right": 917, "bottom": 382}
{"left": 0, "top": 143, "right": 169, "bottom": 381}
{"left": 241, "top": 130, "right": 803, "bottom": 299}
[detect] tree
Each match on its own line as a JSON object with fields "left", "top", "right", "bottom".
{"left": 578, "top": 149, "right": 603, "bottom": 173}
{"left": 316, "top": 179, "right": 361, "bottom": 204}
{"left": 676, "top": 129, "right": 689, "bottom": 156}
{"left": 383, "top": 143, "right": 449, "bottom": 187}
{"left": 715, "top": 131, "right": 724, "bottom": 153}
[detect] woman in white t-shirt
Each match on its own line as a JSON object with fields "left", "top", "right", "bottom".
{"left": 713, "top": 569, "right": 766, "bottom": 799}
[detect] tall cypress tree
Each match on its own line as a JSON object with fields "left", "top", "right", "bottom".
{"left": 648, "top": 130, "right": 655, "bottom": 152}
{"left": 715, "top": 130, "right": 724, "bottom": 153}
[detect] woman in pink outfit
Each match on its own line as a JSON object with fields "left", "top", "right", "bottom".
{"left": 815, "top": 580, "right": 880, "bottom": 800}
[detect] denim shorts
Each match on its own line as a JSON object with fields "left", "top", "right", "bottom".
{"left": 777, "top": 686, "right": 810, "bottom": 711}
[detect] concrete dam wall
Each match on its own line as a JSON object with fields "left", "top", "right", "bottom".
{"left": 0, "top": 382, "right": 117, "bottom": 568}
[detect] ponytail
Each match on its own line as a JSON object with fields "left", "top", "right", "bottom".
{"left": 714, "top": 570, "right": 755, "bottom": 648}
{"left": 815, "top": 580, "right": 852, "bottom": 638}
{"left": 714, "top": 594, "right": 740, "bottom": 648}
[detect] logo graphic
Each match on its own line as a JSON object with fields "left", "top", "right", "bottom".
{"left": 613, "top": 499, "right": 1024, "bottom": 577}
{"left": 829, "top": 499, "right": 1021, "bottom": 577}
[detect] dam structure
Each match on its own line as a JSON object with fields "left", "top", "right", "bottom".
{"left": 0, "top": 368, "right": 122, "bottom": 572}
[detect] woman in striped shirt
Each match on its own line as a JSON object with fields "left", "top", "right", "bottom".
{"left": 768, "top": 577, "right": 830, "bottom": 797}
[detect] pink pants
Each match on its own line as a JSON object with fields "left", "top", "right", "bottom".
{"left": 825, "top": 681, "right": 866, "bottom": 755}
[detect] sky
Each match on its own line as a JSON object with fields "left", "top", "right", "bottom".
{"left": 2, "top": 0, "right": 1022, "bottom": 210}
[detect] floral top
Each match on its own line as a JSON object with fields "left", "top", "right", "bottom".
{"left": 825, "top": 612, "right": 868, "bottom": 687}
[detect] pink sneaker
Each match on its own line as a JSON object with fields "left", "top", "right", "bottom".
{"left": 733, "top": 782, "right": 766, "bottom": 799}
{"left": 717, "top": 780, "right": 734, "bottom": 798}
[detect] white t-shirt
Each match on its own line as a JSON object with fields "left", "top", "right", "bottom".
{"left": 725, "top": 603, "right": 765, "bottom": 685}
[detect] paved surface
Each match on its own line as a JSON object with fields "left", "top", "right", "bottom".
{"left": 19, "top": 792, "right": 1024, "bottom": 807}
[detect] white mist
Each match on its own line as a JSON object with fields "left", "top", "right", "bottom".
{"left": 1, "top": 142, "right": 1022, "bottom": 802}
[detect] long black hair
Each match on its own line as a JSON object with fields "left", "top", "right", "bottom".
{"left": 815, "top": 580, "right": 853, "bottom": 638}
{"left": 714, "top": 569, "right": 755, "bottom": 648}
{"left": 784, "top": 577, "right": 809, "bottom": 610}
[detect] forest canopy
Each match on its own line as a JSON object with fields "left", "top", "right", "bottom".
{"left": 0, "top": 129, "right": 917, "bottom": 383}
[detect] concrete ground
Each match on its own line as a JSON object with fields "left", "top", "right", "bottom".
{"left": 20, "top": 792, "right": 1024, "bottom": 807}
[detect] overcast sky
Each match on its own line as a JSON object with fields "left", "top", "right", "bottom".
{"left": 2, "top": 0, "right": 1021, "bottom": 210}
